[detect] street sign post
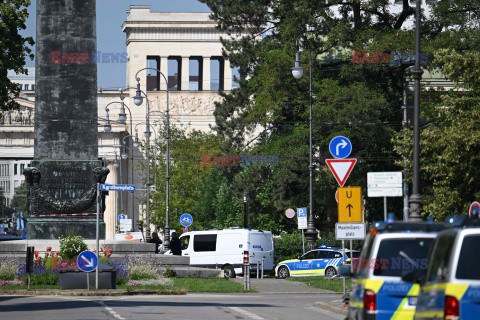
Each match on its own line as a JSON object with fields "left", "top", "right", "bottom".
{"left": 335, "top": 223, "right": 366, "bottom": 240}
{"left": 180, "top": 214, "right": 193, "bottom": 227}
{"left": 100, "top": 184, "right": 136, "bottom": 192}
{"left": 367, "top": 172, "right": 403, "bottom": 221}
{"left": 326, "top": 159, "right": 357, "bottom": 187}
{"left": 77, "top": 250, "right": 98, "bottom": 291}
{"left": 329, "top": 136, "right": 352, "bottom": 159}
{"left": 338, "top": 187, "right": 363, "bottom": 223}
{"left": 469, "top": 201, "right": 480, "bottom": 218}
{"left": 285, "top": 208, "right": 295, "bottom": 219}
{"left": 297, "top": 208, "right": 307, "bottom": 229}
{"left": 119, "top": 219, "right": 132, "bottom": 232}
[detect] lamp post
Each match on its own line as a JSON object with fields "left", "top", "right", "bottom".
{"left": 292, "top": 37, "right": 317, "bottom": 244}
{"left": 133, "top": 68, "right": 170, "bottom": 247}
{"left": 408, "top": 0, "right": 425, "bottom": 222}
{"left": 104, "top": 100, "right": 137, "bottom": 229}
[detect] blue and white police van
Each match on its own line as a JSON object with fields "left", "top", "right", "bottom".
{"left": 412, "top": 215, "right": 480, "bottom": 320}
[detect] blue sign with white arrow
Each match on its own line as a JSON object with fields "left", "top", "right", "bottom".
{"left": 77, "top": 251, "right": 98, "bottom": 272}
{"left": 100, "top": 184, "right": 136, "bottom": 192}
{"left": 180, "top": 214, "right": 193, "bottom": 227}
{"left": 329, "top": 136, "right": 352, "bottom": 159}
{"left": 118, "top": 214, "right": 126, "bottom": 221}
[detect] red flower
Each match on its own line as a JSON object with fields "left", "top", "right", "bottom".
{"left": 46, "top": 247, "right": 52, "bottom": 251}
{"left": 34, "top": 251, "right": 39, "bottom": 256}
{"left": 36, "top": 257, "right": 41, "bottom": 261}
{"left": 55, "top": 251, "right": 60, "bottom": 255}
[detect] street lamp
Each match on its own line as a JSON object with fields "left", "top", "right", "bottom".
{"left": 133, "top": 68, "right": 170, "bottom": 247}
{"left": 292, "top": 36, "right": 317, "bottom": 244}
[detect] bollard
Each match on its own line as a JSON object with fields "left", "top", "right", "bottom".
{"left": 261, "top": 259, "right": 264, "bottom": 279}
{"left": 257, "top": 262, "right": 259, "bottom": 279}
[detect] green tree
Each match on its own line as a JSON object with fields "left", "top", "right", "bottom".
{"left": 394, "top": 49, "right": 480, "bottom": 220}
{"left": 0, "top": 0, "right": 34, "bottom": 112}
{"left": 10, "top": 181, "right": 28, "bottom": 214}
{"left": 200, "top": 0, "right": 480, "bottom": 231}
{"left": 142, "top": 122, "right": 222, "bottom": 232}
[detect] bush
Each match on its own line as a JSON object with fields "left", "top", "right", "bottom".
{"left": 127, "top": 255, "right": 162, "bottom": 280}
{"left": 0, "top": 257, "right": 19, "bottom": 280}
{"left": 59, "top": 233, "right": 88, "bottom": 260}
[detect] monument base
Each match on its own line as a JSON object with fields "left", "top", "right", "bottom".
{"left": 26, "top": 216, "right": 105, "bottom": 240}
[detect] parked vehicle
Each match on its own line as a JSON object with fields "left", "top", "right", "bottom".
{"left": 411, "top": 215, "right": 480, "bottom": 320}
{"left": 177, "top": 228, "right": 274, "bottom": 278}
{"left": 275, "top": 245, "right": 359, "bottom": 278}
{"left": 339, "top": 221, "right": 444, "bottom": 320}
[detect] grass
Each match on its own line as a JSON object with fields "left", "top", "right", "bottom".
{"left": 173, "top": 278, "right": 251, "bottom": 293}
{"left": 286, "top": 276, "right": 352, "bottom": 292}
{"left": 0, "top": 284, "right": 59, "bottom": 290}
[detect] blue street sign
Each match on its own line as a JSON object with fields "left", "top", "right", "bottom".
{"left": 118, "top": 214, "right": 126, "bottom": 221}
{"left": 180, "top": 214, "right": 193, "bottom": 227}
{"left": 100, "top": 184, "right": 136, "bottom": 192}
{"left": 77, "top": 251, "right": 98, "bottom": 272}
{"left": 297, "top": 208, "right": 307, "bottom": 217}
{"left": 329, "top": 136, "right": 352, "bottom": 159}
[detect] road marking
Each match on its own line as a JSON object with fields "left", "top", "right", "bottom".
{"left": 97, "top": 300, "right": 125, "bottom": 320}
{"left": 229, "top": 307, "right": 265, "bottom": 320}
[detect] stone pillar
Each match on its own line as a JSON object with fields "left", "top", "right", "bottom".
{"left": 160, "top": 56, "right": 168, "bottom": 90}
{"left": 224, "top": 59, "right": 232, "bottom": 91}
{"left": 202, "top": 57, "right": 211, "bottom": 91}
{"left": 181, "top": 56, "right": 190, "bottom": 91}
{"left": 105, "top": 163, "right": 118, "bottom": 240}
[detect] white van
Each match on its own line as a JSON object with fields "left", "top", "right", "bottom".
{"left": 178, "top": 228, "right": 274, "bottom": 278}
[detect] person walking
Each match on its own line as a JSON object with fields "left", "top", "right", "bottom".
{"left": 170, "top": 232, "right": 182, "bottom": 255}
{"left": 148, "top": 232, "right": 163, "bottom": 254}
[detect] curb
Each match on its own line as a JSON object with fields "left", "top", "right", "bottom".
{"left": 314, "top": 301, "right": 348, "bottom": 316}
{"left": 0, "top": 289, "right": 186, "bottom": 296}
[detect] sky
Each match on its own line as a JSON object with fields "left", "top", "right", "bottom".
{"left": 21, "top": 0, "right": 211, "bottom": 89}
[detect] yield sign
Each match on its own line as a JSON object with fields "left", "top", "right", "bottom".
{"left": 326, "top": 159, "right": 357, "bottom": 187}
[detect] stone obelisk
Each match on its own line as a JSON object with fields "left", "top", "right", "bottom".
{"left": 25, "top": 0, "right": 109, "bottom": 239}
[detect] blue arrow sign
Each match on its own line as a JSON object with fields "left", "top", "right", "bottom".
{"left": 77, "top": 251, "right": 98, "bottom": 272}
{"left": 329, "top": 136, "right": 352, "bottom": 159}
{"left": 297, "top": 207, "right": 307, "bottom": 217}
{"left": 100, "top": 184, "right": 136, "bottom": 192}
{"left": 118, "top": 214, "right": 126, "bottom": 221}
{"left": 180, "top": 214, "right": 193, "bottom": 227}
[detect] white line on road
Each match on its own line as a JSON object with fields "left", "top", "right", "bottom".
{"left": 97, "top": 300, "right": 125, "bottom": 320}
{"left": 229, "top": 307, "right": 265, "bottom": 320}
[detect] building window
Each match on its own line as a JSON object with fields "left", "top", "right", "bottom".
{"left": 146, "top": 56, "right": 160, "bottom": 91}
{"left": 210, "top": 57, "right": 224, "bottom": 91}
{"left": 168, "top": 57, "right": 181, "bottom": 91}
{"left": 232, "top": 67, "right": 240, "bottom": 89}
{"left": 189, "top": 57, "right": 201, "bottom": 91}
{"left": 20, "top": 164, "right": 25, "bottom": 173}
{"left": 31, "top": 84, "right": 35, "bottom": 90}
{"left": 14, "top": 164, "right": 17, "bottom": 175}
{"left": 24, "top": 84, "right": 29, "bottom": 90}
{"left": 19, "top": 84, "right": 23, "bottom": 91}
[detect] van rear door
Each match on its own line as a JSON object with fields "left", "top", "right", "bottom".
{"left": 249, "top": 232, "right": 274, "bottom": 270}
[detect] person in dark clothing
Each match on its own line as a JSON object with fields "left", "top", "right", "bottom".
{"left": 148, "top": 232, "right": 163, "bottom": 254}
{"left": 170, "top": 232, "right": 182, "bottom": 255}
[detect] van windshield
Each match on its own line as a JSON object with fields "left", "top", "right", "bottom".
{"left": 180, "top": 235, "right": 190, "bottom": 250}
{"left": 373, "top": 238, "right": 434, "bottom": 277}
{"left": 456, "top": 235, "right": 480, "bottom": 280}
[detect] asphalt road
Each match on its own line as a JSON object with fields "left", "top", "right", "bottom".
{"left": 0, "top": 293, "right": 345, "bottom": 320}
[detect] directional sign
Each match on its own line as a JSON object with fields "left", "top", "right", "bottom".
{"left": 100, "top": 184, "right": 136, "bottom": 192}
{"left": 469, "top": 201, "right": 480, "bottom": 218}
{"left": 118, "top": 214, "right": 126, "bottom": 221}
{"left": 285, "top": 208, "right": 295, "bottom": 219}
{"left": 367, "top": 172, "right": 403, "bottom": 197}
{"left": 335, "top": 223, "right": 366, "bottom": 240}
{"left": 77, "top": 251, "right": 98, "bottom": 272}
{"left": 180, "top": 214, "right": 193, "bottom": 227}
{"left": 297, "top": 207, "right": 307, "bottom": 229}
{"left": 338, "top": 187, "right": 363, "bottom": 223}
{"left": 326, "top": 159, "right": 357, "bottom": 187}
{"left": 329, "top": 136, "right": 352, "bottom": 159}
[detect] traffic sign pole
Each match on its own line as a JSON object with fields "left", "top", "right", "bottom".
{"left": 96, "top": 183, "right": 99, "bottom": 290}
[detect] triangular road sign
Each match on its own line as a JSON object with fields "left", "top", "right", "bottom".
{"left": 325, "top": 159, "right": 357, "bottom": 187}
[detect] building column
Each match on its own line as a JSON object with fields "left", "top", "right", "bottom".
{"left": 202, "top": 57, "right": 211, "bottom": 91}
{"left": 224, "top": 59, "right": 232, "bottom": 91}
{"left": 105, "top": 163, "right": 118, "bottom": 240}
{"left": 160, "top": 56, "right": 168, "bottom": 90}
{"left": 181, "top": 56, "right": 190, "bottom": 91}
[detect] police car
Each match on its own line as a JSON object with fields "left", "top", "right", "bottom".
{"left": 413, "top": 215, "right": 480, "bottom": 320}
{"left": 339, "top": 221, "right": 444, "bottom": 320}
{"left": 275, "top": 245, "right": 359, "bottom": 278}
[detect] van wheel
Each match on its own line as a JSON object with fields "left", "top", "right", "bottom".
{"left": 278, "top": 266, "right": 290, "bottom": 278}
{"left": 223, "top": 265, "right": 236, "bottom": 279}
{"left": 325, "top": 266, "right": 337, "bottom": 277}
